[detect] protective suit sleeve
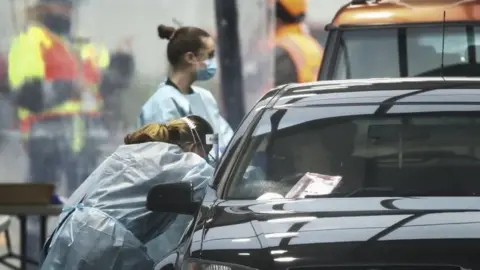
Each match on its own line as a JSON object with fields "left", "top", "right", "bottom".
{"left": 185, "top": 161, "right": 213, "bottom": 201}
{"left": 138, "top": 97, "right": 183, "bottom": 127}
{"left": 41, "top": 143, "right": 215, "bottom": 269}
{"left": 202, "top": 91, "right": 234, "bottom": 150}
{"left": 274, "top": 45, "right": 298, "bottom": 86}
{"left": 40, "top": 208, "right": 154, "bottom": 270}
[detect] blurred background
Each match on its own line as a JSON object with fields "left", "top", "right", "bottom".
{"left": 0, "top": 1, "right": 349, "bottom": 267}
{"left": 0, "top": 0, "right": 349, "bottom": 175}
{"left": 0, "top": 0, "right": 348, "bottom": 125}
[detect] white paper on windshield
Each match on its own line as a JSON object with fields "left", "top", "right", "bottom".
{"left": 285, "top": 173, "right": 342, "bottom": 199}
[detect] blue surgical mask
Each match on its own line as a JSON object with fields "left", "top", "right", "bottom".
{"left": 196, "top": 58, "right": 217, "bottom": 81}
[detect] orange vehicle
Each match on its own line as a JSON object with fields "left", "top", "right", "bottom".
{"left": 318, "top": 0, "right": 480, "bottom": 80}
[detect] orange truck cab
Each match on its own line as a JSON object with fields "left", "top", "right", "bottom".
{"left": 318, "top": 0, "right": 480, "bottom": 80}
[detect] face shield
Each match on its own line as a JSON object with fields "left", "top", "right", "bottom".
{"left": 181, "top": 117, "right": 216, "bottom": 161}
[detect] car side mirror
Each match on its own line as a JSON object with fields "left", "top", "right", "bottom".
{"left": 146, "top": 182, "right": 200, "bottom": 215}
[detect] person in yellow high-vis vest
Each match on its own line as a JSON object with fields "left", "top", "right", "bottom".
{"left": 73, "top": 35, "right": 110, "bottom": 182}
{"left": 8, "top": 0, "right": 92, "bottom": 267}
{"left": 10, "top": 0, "right": 85, "bottom": 190}
{"left": 274, "top": 0, "right": 323, "bottom": 86}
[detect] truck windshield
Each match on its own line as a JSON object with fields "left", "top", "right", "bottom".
{"left": 331, "top": 25, "right": 480, "bottom": 80}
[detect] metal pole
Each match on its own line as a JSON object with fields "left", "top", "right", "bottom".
{"left": 214, "top": 0, "right": 245, "bottom": 129}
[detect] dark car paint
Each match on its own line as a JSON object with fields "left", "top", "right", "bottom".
{"left": 197, "top": 197, "right": 480, "bottom": 270}
{"left": 155, "top": 78, "right": 480, "bottom": 270}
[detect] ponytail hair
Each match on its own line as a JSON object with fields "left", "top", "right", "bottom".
{"left": 124, "top": 116, "right": 214, "bottom": 149}
{"left": 124, "top": 123, "right": 171, "bottom": 144}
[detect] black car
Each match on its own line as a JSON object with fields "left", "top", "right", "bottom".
{"left": 148, "top": 77, "right": 480, "bottom": 270}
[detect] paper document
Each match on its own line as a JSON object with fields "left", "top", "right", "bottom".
{"left": 285, "top": 173, "right": 342, "bottom": 199}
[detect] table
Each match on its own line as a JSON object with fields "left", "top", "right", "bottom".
{"left": 0, "top": 205, "right": 62, "bottom": 270}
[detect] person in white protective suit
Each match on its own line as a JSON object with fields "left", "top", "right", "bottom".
{"left": 40, "top": 115, "right": 215, "bottom": 270}
{"left": 139, "top": 24, "right": 234, "bottom": 160}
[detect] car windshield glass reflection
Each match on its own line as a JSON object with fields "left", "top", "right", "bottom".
{"left": 229, "top": 105, "right": 480, "bottom": 200}
{"left": 332, "top": 25, "right": 480, "bottom": 80}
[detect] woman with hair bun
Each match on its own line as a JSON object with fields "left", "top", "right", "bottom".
{"left": 41, "top": 115, "right": 214, "bottom": 269}
{"left": 138, "top": 24, "right": 233, "bottom": 162}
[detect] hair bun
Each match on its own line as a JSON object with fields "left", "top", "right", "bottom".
{"left": 157, "top": 24, "right": 176, "bottom": 40}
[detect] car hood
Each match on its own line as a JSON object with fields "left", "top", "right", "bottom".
{"left": 198, "top": 197, "right": 480, "bottom": 270}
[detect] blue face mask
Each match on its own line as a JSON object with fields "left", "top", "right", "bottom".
{"left": 196, "top": 58, "right": 217, "bottom": 81}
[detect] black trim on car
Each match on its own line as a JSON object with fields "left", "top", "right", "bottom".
{"left": 215, "top": 85, "right": 289, "bottom": 198}
{"left": 319, "top": 30, "right": 341, "bottom": 81}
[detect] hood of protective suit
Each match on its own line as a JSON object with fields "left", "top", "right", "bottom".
{"left": 41, "top": 142, "right": 214, "bottom": 270}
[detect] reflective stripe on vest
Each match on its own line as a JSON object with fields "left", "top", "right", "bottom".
{"left": 18, "top": 102, "right": 100, "bottom": 140}
{"left": 276, "top": 33, "right": 323, "bottom": 83}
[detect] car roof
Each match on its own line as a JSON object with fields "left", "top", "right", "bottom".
{"left": 265, "top": 77, "right": 480, "bottom": 108}
{"left": 332, "top": 0, "right": 480, "bottom": 26}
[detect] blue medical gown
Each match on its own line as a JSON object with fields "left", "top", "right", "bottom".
{"left": 138, "top": 82, "right": 234, "bottom": 153}
{"left": 40, "top": 142, "right": 214, "bottom": 270}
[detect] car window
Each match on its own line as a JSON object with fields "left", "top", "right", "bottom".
{"left": 332, "top": 25, "right": 480, "bottom": 79}
{"left": 226, "top": 105, "right": 480, "bottom": 200}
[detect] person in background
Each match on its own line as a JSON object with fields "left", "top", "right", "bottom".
{"left": 139, "top": 24, "right": 233, "bottom": 161}
{"left": 274, "top": 0, "right": 323, "bottom": 86}
{"left": 0, "top": 54, "right": 8, "bottom": 95}
{"left": 0, "top": 53, "right": 13, "bottom": 140}
{"left": 41, "top": 115, "right": 214, "bottom": 270}
{"left": 7, "top": 0, "right": 101, "bottom": 266}
{"left": 100, "top": 37, "right": 136, "bottom": 132}
{"left": 72, "top": 33, "right": 110, "bottom": 183}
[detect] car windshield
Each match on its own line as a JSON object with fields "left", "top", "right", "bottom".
{"left": 227, "top": 104, "right": 480, "bottom": 200}
{"left": 332, "top": 25, "right": 480, "bottom": 80}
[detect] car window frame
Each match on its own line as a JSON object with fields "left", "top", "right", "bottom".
{"left": 223, "top": 109, "right": 279, "bottom": 199}
{"left": 214, "top": 86, "right": 288, "bottom": 199}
